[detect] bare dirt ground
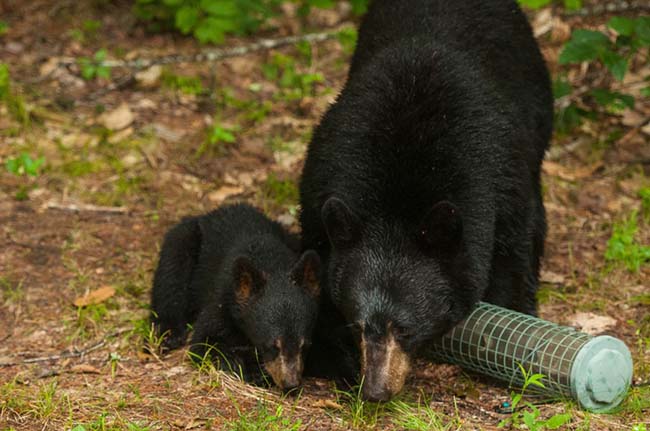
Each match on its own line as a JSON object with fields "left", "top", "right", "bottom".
{"left": 0, "top": 1, "right": 648, "bottom": 430}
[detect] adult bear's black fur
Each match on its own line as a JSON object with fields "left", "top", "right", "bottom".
{"left": 150, "top": 204, "right": 320, "bottom": 390}
{"left": 300, "top": 0, "right": 553, "bottom": 401}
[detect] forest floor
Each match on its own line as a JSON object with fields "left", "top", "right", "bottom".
{"left": 0, "top": 0, "right": 649, "bottom": 430}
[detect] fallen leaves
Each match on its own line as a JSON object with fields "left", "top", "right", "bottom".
{"left": 135, "top": 65, "right": 163, "bottom": 88}
{"left": 311, "top": 399, "right": 343, "bottom": 410}
{"left": 70, "top": 364, "right": 102, "bottom": 374}
{"left": 98, "top": 103, "right": 134, "bottom": 131}
{"left": 73, "top": 286, "right": 116, "bottom": 307}
{"left": 539, "top": 270, "right": 565, "bottom": 285}
{"left": 568, "top": 312, "right": 617, "bottom": 335}
{"left": 542, "top": 160, "right": 603, "bottom": 181}
{"left": 207, "top": 185, "right": 245, "bottom": 203}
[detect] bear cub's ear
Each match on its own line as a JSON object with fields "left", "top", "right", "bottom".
{"left": 232, "top": 256, "right": 267, "bottom": 304}
{"left": 291, "top": 250, "right": 321, "bottom": 298}
{"left": 321, "top": 197, "right": 360, "bottom": 248}
{"left": 418, "top": 201, "right": 463, "bottom": 255}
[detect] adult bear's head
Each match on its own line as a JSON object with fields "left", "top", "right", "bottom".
{"left": 321, "top": 196, "right": 472, "bottom": 401}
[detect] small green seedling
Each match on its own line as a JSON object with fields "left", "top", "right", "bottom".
{"left": 0, "top": 21, "right": 8, "bottom": 36}
{"left": 197, "top": 123, "right": 238, "bottom": 156}
{"left": 5, "top": 153, "right": 45, "bottom": 177}
{"left": 109, "top": 352, "right": 121, "bottom": 378}
{"left": 78, "top": 49, "right": 111, "bottom": 80}
{"left": 498, "top": 365, "right": 572, "bottom": 430}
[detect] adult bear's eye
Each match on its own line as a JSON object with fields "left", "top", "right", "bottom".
{"left": 393, "top": 325, "right": 411, "bottom": 339}
{"left": 262, "top": 343, "right": 279, "bottom": 361}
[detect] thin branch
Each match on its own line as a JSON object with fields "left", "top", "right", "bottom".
{"left": 44, "top": 201, "right": 129, "bottom": 214}
{"left": 0, "top": 340, "right": 106, "bottom": 367}
{"left": 55, "top": 29, "right": 346, "bottom": 70}
{"left": 562, "top": 0, "right": 650, "bottom": 17}
{"left": 0, "top": 329, "right": 130, "bottom": 367}
{"left": 617, "top": 117, "right": 650, "bottom": 146}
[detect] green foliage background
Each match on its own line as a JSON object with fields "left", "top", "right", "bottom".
{"left": 133, "top": 0, "right": 368, "bottom": 44}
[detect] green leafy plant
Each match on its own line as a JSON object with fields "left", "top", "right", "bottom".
{"left": 518, "top": 0, "right": 582, "bottom": 10}
{"left": 559, "top": 17, "right": 650, "bottom": 89}
{"left": 161, "top": 70, "right": 205, "bottom": 95}
{"left": 262, "top": 53, "right": 324, "bottom": 100}
{"left": 5, "top": 152, "right": 44, "bottom": 200}
{"left": 134, "top": 0, "right": 368, "bottom": 44}
{"left": 78, "top": 49, "right": 111, "bottom": 80}
{"left": 605, "top": 211, "right": 650, "bottom": 272}
{"left": 5, "top": 153, "right": 45, "bottom": 177}
{"left": 296, "top": 0, "right": 368, "bottom": 15}
{"left": 134, "top": 0, "right": 281, "bottom": 44}
{"left": 554, "top": 16, "right": 650, "bottom": 133}
{"left": 498, "top": 365, "right": 572, "bottom": 430}
{"left": 0, "top": 62, "right": 29, "bottom": 125}
{"left": 70, "top": 19, "right": 102, "bottom": 43}
{"left": 337, "top": 27, "right": 358, "bottom": 55}
{"left": 0, "top": 21, "right": 8, "bottom": 36}
{"left": 197, "top": 123, "right": 238, "bottom": 155}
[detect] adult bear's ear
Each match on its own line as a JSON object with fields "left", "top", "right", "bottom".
{"left": 418, "top": 201, "right": 463, "bottom": 256}
{"left": 232, "top": 256, "right": 267, "bottom": 305}
{"left": 321, "top": 197, "right": 360, "bottom": 248}
{"left": 291, "top": 250, "right": 321, "bottom": 298}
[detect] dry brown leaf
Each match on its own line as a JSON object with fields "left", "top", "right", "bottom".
{"left": 135, "top": 65, "right": 162, "bottom": 88}
{"left": 208, "top": 186, "right": 245, "bottom": 203}
{"left": 569, "top": 312, "right": 617, "bottom": 335}
{"left": 311, "top": 399, "right": 343, "bottom": 410}
{"left": 542, "top": 161, "right": 602, "bottom": 181}
{"left": 539, "top": 270, "right": 565, "bottom": 285}
{"left": 73, "top": 285, "right": 116, "bottom": 307}
{"left": 98, "top": 103, "right": 134, "bottom": 131}
{"left": 70, "top": 364, "right": 101, "bottom": 374}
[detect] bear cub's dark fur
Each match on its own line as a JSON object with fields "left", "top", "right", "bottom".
{"left": 300, "top": 0, "right": 553, "bottom": 401}
{"left": 150, "top": 203, "right": 320, "bottom": 390}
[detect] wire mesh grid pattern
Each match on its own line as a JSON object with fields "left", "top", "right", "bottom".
{"left": 429, "top": 302, "right": 592, "bottom": 396}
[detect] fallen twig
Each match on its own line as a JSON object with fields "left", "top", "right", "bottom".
{"left": 0, "top": 329, "right": 130, "bottom": 367}
{"left": 53, "top": 28, "right": 347, "bottom": 71}
{"left": 0, "top": 340, "right": 106, "bottom": 367}
{"left": 44, "top": 201, "right": 129, "bottom": 214}
{"left": 562, "top": 0, "right": 650, "bottom": 17}
{"left": 617, "top": 117, "right": 650, "bottom": 147}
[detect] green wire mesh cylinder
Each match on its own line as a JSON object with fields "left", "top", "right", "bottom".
{"left": 429, "top": 302, "right": 633, "bottom": 412}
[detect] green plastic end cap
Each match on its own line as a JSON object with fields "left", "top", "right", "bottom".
{"left": 570, "top": 336, "right": 633, "bottom": 413}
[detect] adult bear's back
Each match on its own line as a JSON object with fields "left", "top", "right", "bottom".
{"left": 350, "top": 0, "right": 552, "bottom": 150}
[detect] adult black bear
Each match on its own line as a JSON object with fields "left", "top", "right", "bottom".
{"left": 150, "top": 204, "right": 320, "bottom": 390}
{"left": 300, "top": 0, "right": 552, "bottom": 401}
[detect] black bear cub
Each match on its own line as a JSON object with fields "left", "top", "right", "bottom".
{"left": 150, "top": 203, "right": 320, "bottom": 390}
{"left": 300, "top": 0, "right": 553, "bottom": 401}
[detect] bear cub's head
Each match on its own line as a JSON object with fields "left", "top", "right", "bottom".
{"left": 231, "top": 248, "right": 321, "bottom": 391}
{"left": 321, "top": 197, "right": 473, "bottom": 401}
